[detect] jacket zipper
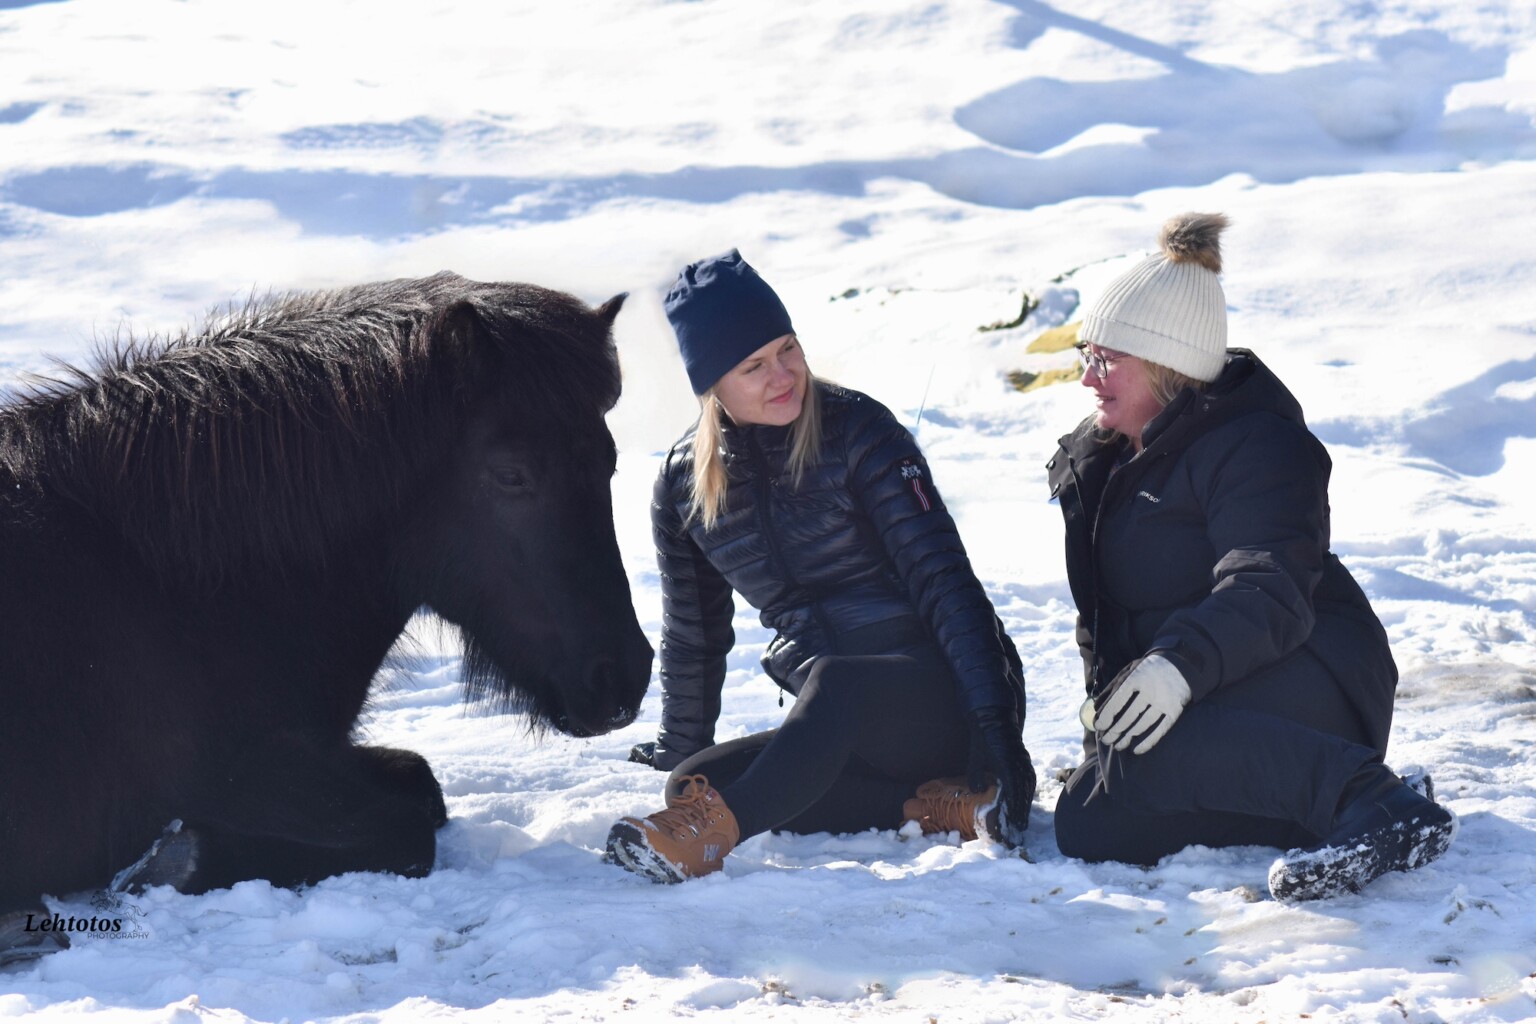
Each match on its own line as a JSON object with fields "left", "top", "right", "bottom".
{"left": 1086, "top": 444, "right": 1142, "bottom": 682}
{"left": 1081, "top": 441, "right": 1153, "bottom": 798}
{"left": 746, "top": 430, "right": 838, "bottom": 693}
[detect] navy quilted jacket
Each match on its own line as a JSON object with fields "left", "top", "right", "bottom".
{"left": 651, "top": 382, "right": 1023, "bottom": 768}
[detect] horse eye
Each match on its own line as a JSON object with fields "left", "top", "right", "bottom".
{"left": 489, "top": 467, "right": 531, "bottom": 491}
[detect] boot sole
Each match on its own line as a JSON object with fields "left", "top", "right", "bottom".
{"left": 605, "top": 821, "right": 687, "bottom": 885}
{"left": 110, "top": 820, "right": 200, "bottom": 894}
{"left": 1268, "top": 806, "right": 1458, "bottom": 902}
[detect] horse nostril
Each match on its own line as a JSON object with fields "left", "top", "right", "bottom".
{"left": 571, "top": 656, "right": 643, "bottom": 736}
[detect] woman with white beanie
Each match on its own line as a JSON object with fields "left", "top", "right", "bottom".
{"left": 1048, "top": 213, "right": 1456, "bottom": 901}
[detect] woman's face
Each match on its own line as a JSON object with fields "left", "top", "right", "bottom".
{"left": 714, "top": 333, "right": 807, "bottom": 427}
{"left": 1079, "top": 343, "right": 1165, "bottom": 449}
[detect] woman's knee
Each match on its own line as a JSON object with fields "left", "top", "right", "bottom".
{"left": 1053, "top": 764, "right": 1113, "bottom": 861}
{"left": 1053, "top": 760, "right": 1164, "bottom": 865}
{"left": 1054, "top": 800, "right": 1118, "bottom": 862}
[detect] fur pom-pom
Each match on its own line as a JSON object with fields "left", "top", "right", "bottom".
{"left": 1158, "top": 213, "right": 1229, "bottom": 273}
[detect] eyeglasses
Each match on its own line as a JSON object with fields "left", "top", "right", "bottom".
{"left": 1075, "top": 344, "right": 1121, "bottom": 380}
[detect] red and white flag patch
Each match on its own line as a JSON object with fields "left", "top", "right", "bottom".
{"left": 900, "top": 458, "right": 932, "bottom": 511}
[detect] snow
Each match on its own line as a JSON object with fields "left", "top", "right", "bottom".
{"left": 3, "top": 0, "right": 1536, "bottom": 1020}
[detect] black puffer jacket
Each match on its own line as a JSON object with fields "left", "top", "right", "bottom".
{"left": 652, "top": 382, "right": 1024, "bottom": 767}
{"left": 1046, "top": 349, "right": 1397, "bottom": 753}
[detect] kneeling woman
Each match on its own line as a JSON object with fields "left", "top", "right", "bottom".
{"left": 1049, "top": 213, "right": 1455, "bottom": 901}
{"left": 606, "top": 250, "right": 1035, "bottom": 882}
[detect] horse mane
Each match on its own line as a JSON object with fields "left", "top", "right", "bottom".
{"left": 0, "top": 272, "right": 621, "bottom": 591}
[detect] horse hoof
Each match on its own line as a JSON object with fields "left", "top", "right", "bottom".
{"left": 0, "top": 907, "right": 70, "bottom": 966}
{"left": 111, "top": 821, "right": 202, "bottom": 894}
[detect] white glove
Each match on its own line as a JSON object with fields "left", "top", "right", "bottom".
{"left": 1096, "top": 654, "right": 1192, "bottom": 754}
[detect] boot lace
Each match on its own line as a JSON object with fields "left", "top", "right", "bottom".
{"left": 928, "top": 782, "right": 992, "bottom": 833}
{"left": 650, "top": 775, "right": 724, "bottom": 838}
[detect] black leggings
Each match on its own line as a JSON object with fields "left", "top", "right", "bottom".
{"left": 667, "top": 647, "right": 970, "bottom": 840}
{"left": 1054, "top": 655, "right": 1380, "bottom": 865}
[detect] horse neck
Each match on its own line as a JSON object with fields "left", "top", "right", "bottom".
{"left": 29, "top": 345, "right": 468, "bottom": 598}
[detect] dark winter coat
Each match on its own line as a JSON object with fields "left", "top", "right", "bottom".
{"left": 1046, "top": 349, "right": 1397, "bottom": 754}
{"left": 652, "top": 382, "right": 1024, "bottom": 767}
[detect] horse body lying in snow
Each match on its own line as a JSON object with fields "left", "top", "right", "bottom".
{"left": 0, "top": 272, "right": 653, "bottom": 923}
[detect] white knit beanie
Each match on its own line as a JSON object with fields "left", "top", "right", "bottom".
{"left": 1079, "top": 213, "right": 1230, "bottom": 383}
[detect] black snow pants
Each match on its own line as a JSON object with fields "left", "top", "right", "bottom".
{"left": 667, "top": 643, "right": 971, "bottom": 840}
{"left": 1054, "top": 657, "right": 1383, "bottom": 865}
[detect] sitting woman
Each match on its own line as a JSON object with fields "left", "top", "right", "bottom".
{"left": 606, "top": 249, "right": 1036, "bottom": 883}
{"left": 1049, "top": 213, "right": 1455, "bottom": 901}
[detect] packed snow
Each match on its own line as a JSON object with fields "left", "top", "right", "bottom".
{"left": 2, "top": 0, "right": 1535, "bottom": 1021}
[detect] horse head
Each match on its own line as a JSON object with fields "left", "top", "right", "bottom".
{"left": 403, "top": 283, "right": 653, "bottom": 737}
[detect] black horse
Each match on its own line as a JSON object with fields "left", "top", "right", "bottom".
{"left": 0, "top": 272, "right": 653, "bottom": 937}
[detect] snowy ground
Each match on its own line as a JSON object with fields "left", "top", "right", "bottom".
{"left": 3, "top": 0, "right": 1536, "bottom": 1021}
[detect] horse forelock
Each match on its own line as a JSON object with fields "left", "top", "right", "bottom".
{"left": 465, "top": 283, "right": 624, "bottom": 421}
{"left": 2, "top": 273, "right": 621, "bottom": 592}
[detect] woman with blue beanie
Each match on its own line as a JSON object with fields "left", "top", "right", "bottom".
{"left": 606, "top": 250, "right": 1036, "bottom": 882}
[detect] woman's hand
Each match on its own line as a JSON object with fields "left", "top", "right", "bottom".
{"left": 1096, "top": 654, "right": 1192, "bottom": 754}
{"left": 967, "top": 706, "right": 1037, "bottom": 847}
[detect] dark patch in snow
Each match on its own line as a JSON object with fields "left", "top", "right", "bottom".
{"left": 0, "top": 101, "right": 43, "bottom": 123}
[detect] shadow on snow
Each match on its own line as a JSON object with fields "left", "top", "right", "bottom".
{"left": 0, "top": 16, "right": 1526, "bottom": 237}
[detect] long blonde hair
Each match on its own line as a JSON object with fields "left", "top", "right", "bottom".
{"left": 689, "top": 375, "right": 824, "bottom": 530}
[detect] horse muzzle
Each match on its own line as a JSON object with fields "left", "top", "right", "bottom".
{"left": 555, "top": 703, "right": 640, "bottom": 739}
{"left": 554, "top": 638, "right": 651, "bottom": 738}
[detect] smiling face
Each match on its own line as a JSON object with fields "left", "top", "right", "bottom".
{"left": 1079, "top": 343, "right": 1167, "bottom": 450}
{"left": 712, "top": 333, "right": 807, "bottom": 427}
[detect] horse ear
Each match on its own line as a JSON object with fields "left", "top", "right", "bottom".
{"left": 433, "top": 300, "right": 481, "bottom": 346}
{"left": 594, "top": 293, "right": 627, "bottom": 327}
{"left": 421, "top": 300, "right": 487, "bottom": 371}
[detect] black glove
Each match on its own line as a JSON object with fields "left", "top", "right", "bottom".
{"left": 967, "top": 706, "right": 1037, "bottom": 848}
{"left": 630, "top": 740, "right": 684, "bottom": 772}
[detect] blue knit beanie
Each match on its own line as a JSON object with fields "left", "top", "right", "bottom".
{"left": 664, "top": 249, "right": 795, "bottom": 395}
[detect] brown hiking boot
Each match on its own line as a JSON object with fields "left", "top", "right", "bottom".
{"left": 902, "top": 776, "right": 998, "bottom": 842}
{"left": 605, "top": 775, "right": 741, "bottom": 883}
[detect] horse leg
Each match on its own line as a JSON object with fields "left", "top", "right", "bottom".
{"left": 124, "top": 742, "right": 447, "bottom": 894}
{"left": 0, "top": 906, "right": 71, "bottom": 966}
{"left": 354, "top": 745, "right": 449, "bottom": 829}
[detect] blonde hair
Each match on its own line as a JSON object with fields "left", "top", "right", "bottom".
{"left": 689, "top": 375, "right": 823, "bottom": 530}
{"left": 1142, "top": 360, "right": 1207, "bottom": 407}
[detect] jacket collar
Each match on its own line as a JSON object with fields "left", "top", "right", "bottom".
{"left": 718, "top": 414, "right": 793, "bottom": 464}
{"left": 1140, "top": 348, "right": 1304, "bottom": 452}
